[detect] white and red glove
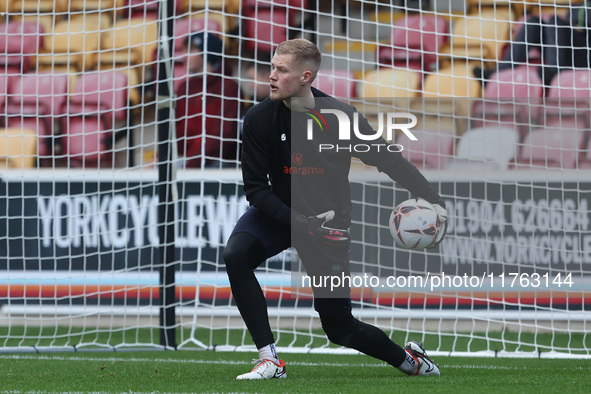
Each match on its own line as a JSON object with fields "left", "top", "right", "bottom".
{"left": 427, "top": 202, "right": 448, "bottom": 248}
{"left": 293, "top": 210, "right": 350, "bottom": 246}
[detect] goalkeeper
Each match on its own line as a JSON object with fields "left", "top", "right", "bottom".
{"left": 223, "top": 38, "right": 447, "bottom": 380}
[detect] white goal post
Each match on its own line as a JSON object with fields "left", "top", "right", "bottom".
{"left": 1, "top": 0, "right": 591, "bottom": 358}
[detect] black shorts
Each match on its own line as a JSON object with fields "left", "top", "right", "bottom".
{"left": 230, "top": 206, "right": 291, "bottom": 260}
{"left": 231, "top": 206, "right": 353, "bottom": 315}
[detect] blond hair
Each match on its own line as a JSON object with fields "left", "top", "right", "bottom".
{"left": 275, "top": 38, "right": 322, "bottom": 81}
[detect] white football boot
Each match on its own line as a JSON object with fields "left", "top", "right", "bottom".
{"left": 404, "top": 341, "right": 441, "bottom": 376}
{"left": 236, "top": 359, "right": 287, "bottom": 380}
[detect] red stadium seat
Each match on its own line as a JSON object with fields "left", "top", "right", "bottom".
{"left": 125, "top": 0, "right": 163, "bottom": 19}
{"left": 64, "top": 70, "right": 129, "bottom": 167}
{"left": 378, "top": 15, "right": 448, "bottom": 71}
{"left": 312, "top": 70, "right": 356, "bottom": 98}
{"left": 0, "top": 21, "right": 44, "bottom": 75}
{"left": 242, "top": 0, "right": 308, "bottom": 53}
{"left": 243, "top": 8, "right": 288, "bottom": 53}
{"left": 486, "top": 66, "right": 544, "bottom": 99}
{"left": 398, "top": 129, "right": 454, "bottom": 170}
{"left": 548, "top": 69, "right": 591, "bottom": 100}
{"left": 5, "top": 73, "right": 69, "bottom": 159}
{"left": 471, "top": 66, "right": 543, "bottom": 137}
{"left": 0, "top": 74, "right": 9, "bottom": 125}
{"left": 515, "top": 129, "right": 585, "bottom": 169}
{"left": 545, "top": 69, "right": 591, "bottom": 130}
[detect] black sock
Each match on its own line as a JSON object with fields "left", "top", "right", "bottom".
{"left": 320, "top": 315, "right": 407, "bottom": 367}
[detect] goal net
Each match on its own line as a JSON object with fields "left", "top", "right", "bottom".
{"left": 1, "top": 0, "right": 590, "bottom": 358}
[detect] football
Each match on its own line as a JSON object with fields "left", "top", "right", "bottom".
{"left": 389, "top": 198, "right": 441, "bottom": 250}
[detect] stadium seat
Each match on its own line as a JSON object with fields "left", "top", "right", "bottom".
{"left": 181, "top": 0, "right": 240, "bottom": 14}
{"left": 548, "top": 69, "right": 591, "bottom": 100}
{"left": 398, "top": 129, "right": 454, "bottom": 170}
{"left": 0, "top": 21, "right": 44, "bottom": 76}
{"left": 471, "top": 66, "right": 543, "bottom": 136}
{"left": 124, "top": 0, "right": 163, "bottom": 19}
{"left": 0, "top": 127, "right": 37, "bottom": 168}
{"left": 69, "top": 0, "right": 125, "bottom": 16}
{"left": 242, "top": 0, "right": 308, "bottom": 53}
{"left": 439, "top": 13, "right": 512, "bottom": 63}
{"left": 355, "top": 69, "right": 421, "bottom": 134}
{"left": 9, "top": 0, "right": 68, "bottom": 33}
{"left": 361, "top": 68, "right": 421, "bottom": 97}
{"left": 526, "top": 0, "right": 571, "bottom": 19}
{"left": 423, "top": 62, "right": 482, "bottom": 100}
{"left": 5, "top": 72, "right": 69, "bottom": 159}
{"left": 70, "top": 12, "right": 114, "bottom": 29}
{"left": 357, "top": 68, "right": 421, "bottom": 117}
{"left": 377, "top": 14, "right": 448, "bottom": 71}
{"left": 451, "top": 126, "right": 520, "bottom": 170}
{"left": 515, "top": 129, "right": 585, "bottom": 169}
{"left": 406, "top": 98, "right": 458, "bottom": 137}
{"left": 422, "top": 61, "right": 482, "bottom": 134}
{"left": 486, "top": 65, "right": 544, "bottom": 99}
{"left": 99, "top": 17, "right": 158, "bottom": 105}
{"left": 64, "top": 70, "right": 129, "bottom": 167}
{"left": 37, "top": 19, "right": 102, "bottom": 72}
{"left": 243, "top": 6, "right": 288, "bottom": 53}
{"left": 467, "top": 0, "right": 516, "bottom": 15}
{"left": 0, "top": 74, "right": 9, "bottom": 125}
{"left": 545, "top": 69, "right": 591, "bottom": 130}
{"left": 312, "top": 69, "right": 356, "bottom": 98}
{"left": 99, "top": 17, "right": 159, "bottom": 76}
{"left": 179, "top": 0, "right": 240, "bottom": 33}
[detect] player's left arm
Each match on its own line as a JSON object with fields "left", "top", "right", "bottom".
{"left": 351, "top": 113, "right": 448, "bottom": 246}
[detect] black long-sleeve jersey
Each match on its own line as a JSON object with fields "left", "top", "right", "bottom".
{"left": 241, "top": 87, "right": 443, "bottom": 228}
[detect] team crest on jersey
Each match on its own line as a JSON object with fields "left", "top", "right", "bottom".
{"left": 284, "top": 152, "right": 324, "bottom": 175}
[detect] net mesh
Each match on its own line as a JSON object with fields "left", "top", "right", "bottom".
{"left": 0, "top": 0, "right": 589, "bottom": 357}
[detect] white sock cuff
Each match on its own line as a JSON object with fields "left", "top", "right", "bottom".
{"left": 258, "top": 343, "right": 279, "bottom": 362}
{"left": 397, "top": 349, "right": 419, "bottom": 375}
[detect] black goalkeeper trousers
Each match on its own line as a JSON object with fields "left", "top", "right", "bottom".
{"left": 222, "top": 207, "right": 407, "bottom": 367}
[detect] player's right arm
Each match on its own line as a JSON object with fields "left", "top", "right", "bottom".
{"left": 241, "top": 107, "right": 291, "bottom": 227}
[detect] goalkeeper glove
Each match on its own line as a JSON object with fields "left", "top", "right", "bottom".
{"left": 293, "top": 210, "right": 350, "bottom": 246}
{"left": 427, "top": 202, "right": 448, "bottom": 249}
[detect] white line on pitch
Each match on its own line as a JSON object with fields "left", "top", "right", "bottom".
{"left": 0, "top": 354, "right": 530, "bottom": 370}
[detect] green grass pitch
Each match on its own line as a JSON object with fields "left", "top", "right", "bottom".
{"left": 1, "top": 327, "right": 590, "bottom": 392}
{"left": 1, "top": 350, "right": 591, "bottom": 393}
